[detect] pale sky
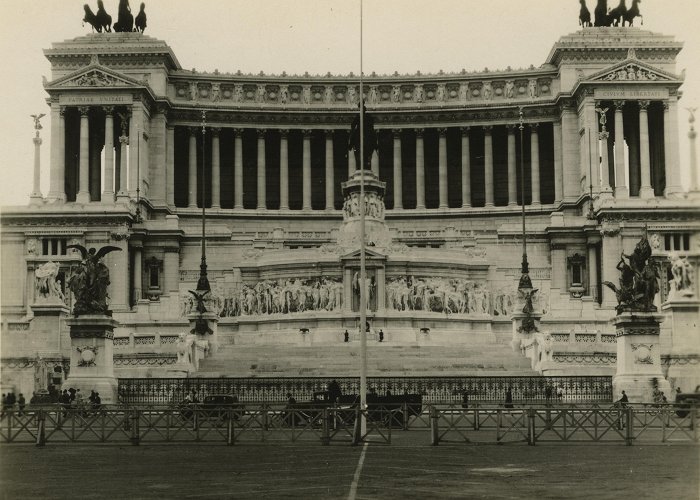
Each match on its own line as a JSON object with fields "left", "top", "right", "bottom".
{"left": 0, "top": 0, "right": 698, "bottom": 206}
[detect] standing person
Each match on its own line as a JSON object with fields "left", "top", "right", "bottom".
{"left": 462, "top": 391, "right": 469, "bottom": 409}
{"left": 618, "top": 390, "right": 629, "bottom": 408}
{"left": 1, "top": 394, "right": 6, "bottom": 418}
{"left": 343, "top": 330, "right": 349, "bottom": 343}
{"left": 505, "top": 387, "right": 514, "bottom": 409}
{"left": 17, "top": 394, "right": 26, "bottom": 416}
{"left": 545, "top": 385, "right": 553, "bottom": 406}
{"left": 378, "top": 329, "right": 384, "bottom": 342}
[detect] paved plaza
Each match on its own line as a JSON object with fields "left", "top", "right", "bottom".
{"left": 1, "top": 438, "right": 698, "bottom": 499}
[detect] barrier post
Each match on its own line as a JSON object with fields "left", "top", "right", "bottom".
{"left": 226, "top": 410, "right": 234, "bottom": 446}
{"left": 527, "top": 408, "right": 536, "bottom": 446}
{"left": 130, "top": 409, "right": 140, "bottom": 446}
{"left": 625, "top": 407, "right": 634, "bottom": 446}
{"left": 430, "top": 406, "right": 439, "bottom": 446}
{"left": 36, "top": 410, "right": 46, "bottom": 447}
{"left": 321, "top": 408, "right": 330, "bottom": 446}
{"left": 352, "top": 408, "right": 362, "bottom": 446}
{"left": 473, "top": 407, "right": 480, "bottom": 431}
{"left": 402, "top": 402, "right": 408, "bottom": 431}
{"left": 692, "top": 409, "right": 698, "bottom": 442}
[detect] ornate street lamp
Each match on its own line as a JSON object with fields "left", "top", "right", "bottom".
{"left": 518, "top": 107, "right": 532, "bottom": 292}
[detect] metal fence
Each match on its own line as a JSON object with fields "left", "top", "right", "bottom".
{"left": 2, "top": 402, "right": 695, "bottom": 446}
{"left": 118, "top": 376, "right": 613, "bottom": 405}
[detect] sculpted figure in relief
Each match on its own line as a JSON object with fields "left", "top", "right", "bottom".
{"left": 256, "top": 85, "right": 266, "bottom": 103}
{"left": 527, "top": 79, "right": 538, "bottom": 99}
{"left": 482, "top": 82, "right": 493, "bottom": 101}
{"left": 436, "top": 84, "right": 446, "bottom": 102}
{"left": 368, "top": 86, "right": 378, "bottom": 105}
{"left": 504, "top": 81, "right": 515, "bottom": 99}
{"left": 35, "top": 261, "right": 64, "bottom": 303}
{"left": 325, "top": 86, "right": 335, "bottom": 104}
{"left": 459, "top": 83, "right": 469, "bottom": 101}
{"left": 392, "top": 86, "right": 401, "bottom": 103}
{"left": 414, "top": 85, "right": 424, "bottom": 103}
{"left": 347, "top": 87, "right": 358, "bottom": 105}
{"left": 189, "top": 82, "right": 198, "bottom": 101}
{"left": 233, "top": 85, "right": 243, "bottom": 102}
{"left": 302, "top": 86, "right": 311, "bottom": 105}
{"left": 279, "top": 85, "right": 289, "bottom": 104}
{"left": 669, "top": 253, "right": 694, "bottom": 296}
{"left": 211, "top": 83, "right": 221, "bottom": 102}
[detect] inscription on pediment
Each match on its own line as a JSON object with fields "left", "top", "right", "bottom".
{"left": 594, "top": 64, "right": 670, "bottom": 83}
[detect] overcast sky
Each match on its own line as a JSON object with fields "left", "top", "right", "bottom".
{"left": 0, "top": 0, "right": 698, "bottom": 206}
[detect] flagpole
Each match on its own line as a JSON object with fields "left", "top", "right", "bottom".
{"left": 358, "top": 0, "right": 368, "bottom": 434}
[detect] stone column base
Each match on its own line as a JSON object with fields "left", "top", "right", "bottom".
{"left": 63, "top": 315, "right": 119, "bottom": 404}
{"left": 612, "top": 311, "right": 671, "bottom": 403}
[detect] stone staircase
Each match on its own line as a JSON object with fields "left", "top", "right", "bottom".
{"left": 196, "top": 342, "right": 537, "bottom": 377}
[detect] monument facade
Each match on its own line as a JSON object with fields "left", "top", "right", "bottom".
{"left": 2, "top": 27, "right": 699, "bottom": 397}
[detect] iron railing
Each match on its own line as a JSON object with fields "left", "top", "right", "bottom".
{"left": 117, "top": 376, "right": 613, "bottom": 405}
{"left": 1, "top": 403, "right": 695, "bottom": 446}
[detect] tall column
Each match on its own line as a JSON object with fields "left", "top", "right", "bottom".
{"left": 584, "top": 100, "right": 600, "bottom": 193}
{"left": 30, "top": 129, "right": 43, "bottom": 201}
{"left": 117, "top": 130, "right": 129, "bottom": 201}
{"left": 48, "top": 104, "right": 66, "bottom": 201}
{"left": 102, "top": 106, "right": 115, "bottom": 202}
{"left": 188, "top": 127, "right": 197, "bottom": 208}
{"left": 128, "top": 105, "right": 142, "bottom": 198}
{"left": 588, "top": 243, "right": 599, "bottom": 302}
{"left": 415, "top": 128, "right": 425, "bottom": 209}
{"left": 561, "top": 104, "right": 581, "bottom": 200}
{"left": 163, "top": 248, "right": 180, "bottom": 294}
{"left": 325, "top": 130, "right": 335, "bottom": 210}
{"left": 507, "top": 124, "right": 517, "bottom": 206}
{"left": 132, "top": 246, "right": 142, "bottom": 305}
{"left": 484, "top": 125, "right": 494, "bottom": 207}
{"left": 302, "top": 129, "right": 312, "bottom": 211}
{"left": 613, "top": 101, "right": 628, "bottom": 198}
{"left": 690, "top": 110, "right": 699, "bottom": 193}
{"left": 211, "top": 128, "right": 221, "bottom": 208}
{"left": 438, "top": 128, "right": 448, "bottom": 209}
{"left": 461, "top": 127, "right": 471, "bottom": 208}
{"left": 76, "top": 106, "right": 91, "bottom": 203}
{"left": 553, "top": 120, "right": 563, "bottom": 203}
{"left": 343, "top": 268, "right": 353, "bottom": 312}
{"left": 392, "top": 129, "right": 403, "bottom": 209}
{"left": 256, "top": 128, "right": 266, "bottom": 209}
{"left": 663, "top": 100, "right": 682, "bottom": 196}
{"left": 279, "top": 129, "right": 289, "bottom": 210}
{"left": 601, "top": 229, "right": 621, "bottom": 307}
{"left": 166, "top": 126, "right": 175, "bottom": 206}
{"left": 638, "top": 101, "right": 654, "bottom": 198}
{"left": 233, "top": 128, "right": 243, "bottom": 209}
{"left": 530, "top": 123, "right": 540, "bottom": 205}
{"left": 599, "top": 126, "right": 612, "bottom": 195}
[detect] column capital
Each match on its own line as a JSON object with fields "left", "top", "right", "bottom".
{"left": 256, "top": 128, "right": 267, "bottom": 137}
{"left": 529, "top": 122, "right": 539, "bottom": 131}
{"left": 392, "top": 128, "right": 402, "bottom": 138}
{"left": 59, "top": 106, "right": 67, "bottom": 116}
{"left": 78, "top": 106, "right": 90, "bottom": 116}
{"left": 211, "top": 127, "right": 221, "bottom": 136}
{"left": 233, "top": 128, "right": 244, "bottom": 136}
{"left": 325, "top": 129, "right": 334, "bottom": 139}
{"left": 437, "top": 127, "right": 447, "bottom": 136}
{"left": 662, "top": 100, "right": 670, "bottom": 111}
{"left": 33, "top": 136, "right": 43, "bottom": 147}
{"left": 279, "top": 128, "right": 289, "bottom": 138}
{"left": 302, "top": 129, "right": 313, "bottom": 138}
{"left": 483, "top": 125, "right": 493, "bottom": 133}
{"left": 460, "top": 126, "right": 470, "bottom": 136}
{"left": 119, "top": 135, "right": 129, "bottom": 145}
{"left": 415, "top": 128, "right": 424, "bottom": 137}
{"left": 614, "top": 100, "right": 626, "bottom": 110}
{"left": 506, "top": 123, "right": 518, "bottom": 132}
{"left": 638, "top": 100, "right": 651, "bottom": 111}
{"left": 188, "top": 126, "right": 199, "bottom": 136}
{"left": 102, "top": 105, "right": 115, "bottom": 115}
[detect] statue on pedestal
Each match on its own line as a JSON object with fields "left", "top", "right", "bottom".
{"left": 348, "top": 102, "right": 378, "bottom": 170}
{"left": 669, "top": 253, "right": 695, "bottom": 297}
{"left": 66, "top": 244, "right": 121, "bottom": 316}
{"left": 604, "top": 234, "right": 659, "bottom": 314}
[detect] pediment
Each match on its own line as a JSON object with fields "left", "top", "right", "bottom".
{"left": 45, "top": 57, "right": 145, "bottom": 90}
{"left": 587, "top": 58, "right": 679, "bottom": 84}
{"left": 341, "top": 247, "right": 386, "bottom": 261}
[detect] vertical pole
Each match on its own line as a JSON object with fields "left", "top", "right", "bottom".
{"left": 359, "top": 0, "right": 367, "bottom": 438}
{"left": 430, "top": 406, "right": 439, "bottom": 446}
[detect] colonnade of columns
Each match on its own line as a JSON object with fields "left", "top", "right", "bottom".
{"left": 598, "top": 99, "right": 681, "bottom": 199}
{"left": 176, "top": 123, "right": 560, "bottom": 210}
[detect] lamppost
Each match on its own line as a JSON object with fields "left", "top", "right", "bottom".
{"left": 190, "top": 110, "right": 211, "bottom": 336}
{"left": 518, "top": 107, "right": 532, "bottom": 292}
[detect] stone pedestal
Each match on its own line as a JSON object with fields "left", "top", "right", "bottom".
{"left": 63, "top": 315, "right": 119, "bottom": 404}
{"left": 612, "top": 312, "right": 671, "bottom": 402}
{"left": 661, "top": 299, "right": 700, "bottom": 391}
{"left": 338, "top": 170, "right": 390, "bottom": 250}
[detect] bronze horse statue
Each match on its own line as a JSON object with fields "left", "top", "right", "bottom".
{"left": 83, "top": 1, "right": 112, "bottom": 32}
{"left": 579, "top": 0, "right": 592, "bottom": 27}
{"left": 135, "top": 2, "right": 147, "bottom": 33}
{"left": 594, "top": 0, "right": 611, "bottom": 26}
{"left": 622, "top": 0, "right": 642, "bottom": 26}
{"left": 113, "top": 0, "right": 134, "bottom": 32}
{"left": 607, "top": 0, "right": 627, "bottom": 26}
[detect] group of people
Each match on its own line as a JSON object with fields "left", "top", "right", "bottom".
{"left": 1, "top": 392, "right": 25, "bottom": 417}
{"left": 59, "top": 388, "right": 103, "bottom": 414}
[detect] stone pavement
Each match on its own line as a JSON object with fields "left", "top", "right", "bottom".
{"left": 1, "top": 438, "right": 698, "bottom": 499}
